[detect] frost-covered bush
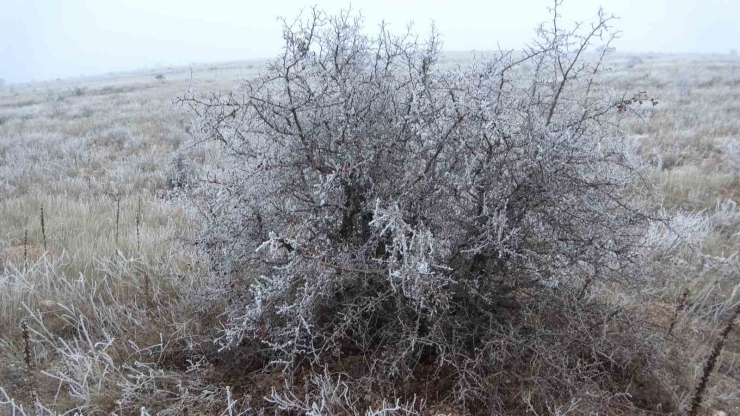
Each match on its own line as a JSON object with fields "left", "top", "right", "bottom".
{"left": 165, "top": 152, "right": 193, "bottom": 190}
{"left": 181, "top": 5, "right": 664, "bottom": 411}
{"left": 724, "top": 137, "right": 740, "bottom": 170}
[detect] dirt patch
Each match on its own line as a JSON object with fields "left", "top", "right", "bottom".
{"left": 722, "top": 185, "right": 740, "bottom": 204}
{"left": 1, "top": 244, "right": 57, "bottom": 265}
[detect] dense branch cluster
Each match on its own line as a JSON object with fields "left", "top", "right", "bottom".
{"left": 180, "top": 4, "right": 664, "bottom": 411}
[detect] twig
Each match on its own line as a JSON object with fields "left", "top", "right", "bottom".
{"left": 688, "top": 305, "right": 740, "bottom": 415}
{"left": 40, "top": 206, "right": 46, "bottom": 252}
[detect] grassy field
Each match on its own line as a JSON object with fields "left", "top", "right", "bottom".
{"left": 1, "top": 52, "right": 740, "bottom": 414}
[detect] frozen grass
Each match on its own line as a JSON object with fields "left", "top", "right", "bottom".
{"left": 1, "top": 52, "right": 740, "bottom": 414}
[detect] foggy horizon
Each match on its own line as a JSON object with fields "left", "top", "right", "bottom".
{"left": 2, "top": 0, "right": 739, "bottom": 85}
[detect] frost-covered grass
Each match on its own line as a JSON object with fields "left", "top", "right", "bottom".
{"left": 1, "top": 50, "right": 740, "bottom": 414}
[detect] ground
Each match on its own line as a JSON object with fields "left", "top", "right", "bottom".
{"left": 1, "top": 52, "right": 739, "bottom": 414}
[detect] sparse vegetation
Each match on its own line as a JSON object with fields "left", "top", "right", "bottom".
{"left": 0, "top": 3, "right": 740, "bottom": 415}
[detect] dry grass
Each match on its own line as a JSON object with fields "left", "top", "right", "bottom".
{"left": 1, "top": 52, "right": 740, "bottom": 414}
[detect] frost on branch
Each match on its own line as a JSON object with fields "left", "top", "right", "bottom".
{"left": 180, "top": 4, "right": 664, "bottom": 410}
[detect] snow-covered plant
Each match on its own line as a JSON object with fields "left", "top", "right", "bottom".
{"left": 724, "top": 137, "right": 740, "bottom": 170}
{"left": 181, "top": 3, "right": 662, "bottom": 411}
{"left": 644, "top": 209, "right": 710, "bottom": 251}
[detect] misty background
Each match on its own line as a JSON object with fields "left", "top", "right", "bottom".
{"left": 1, "top": 0, "right": 738, "bottom": 84}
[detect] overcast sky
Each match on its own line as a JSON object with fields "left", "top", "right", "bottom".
{"left": 1, "top": 0, "right": 738, "bottom": 84}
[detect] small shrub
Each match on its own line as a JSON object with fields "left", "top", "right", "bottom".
{"left": 165, "top": 153, "right": 193, "bottom": 190}
{"left": 626, "top": 55, "right": 643, "bottom": 68}
{"left": 71, "top": 85, "right": 87, "bottom": 96}
{"left": 724, "top": 137, "right": 740, "bottom": 170}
